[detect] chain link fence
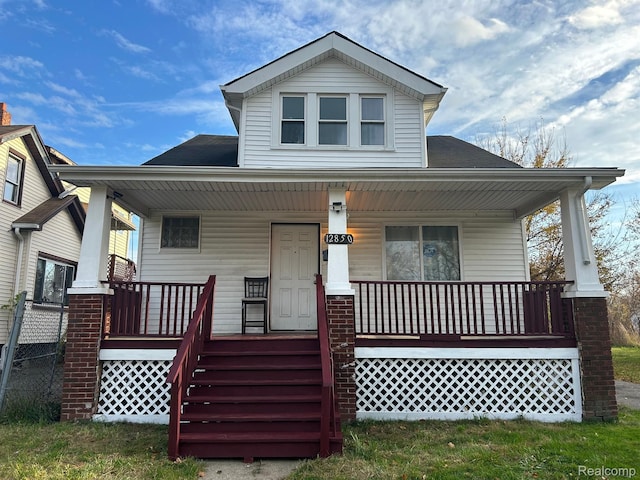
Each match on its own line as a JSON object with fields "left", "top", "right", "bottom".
{"left": 0, "top": 292, "right": 66, "bottom": 417}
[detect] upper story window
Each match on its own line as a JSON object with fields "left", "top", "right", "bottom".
{"left": 161, "top": 216, "right": 200, "bottom": 249}
{"left": 281, "top": 96, "right": 305, "bottom": 144}
{"left": 3, "top": 151, "right": 25, "bottom": 206}
{"left": 34, "top": 254, "right": 76, "bottom": 306}
{"left": 361, "top": 97, "right": 385, "bottom": 146}
{"left": 275, "top": 90, "right": 392, "bottom": 149}
{"left": 319, "top": 96, "right": 347, "bottom": 145}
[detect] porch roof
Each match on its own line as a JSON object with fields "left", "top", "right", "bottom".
{"left": 50, "top": 165, "right": 624, "bottom": 219}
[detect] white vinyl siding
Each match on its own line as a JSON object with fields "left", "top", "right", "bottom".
{"left": 138, "top": 210, "right": 527, "bottom": 334}
{"left": 240, "top": 58, "right": 425, "bottom": 168}
{"left": 0, "top": 137, "right": 82, "bottom": 343}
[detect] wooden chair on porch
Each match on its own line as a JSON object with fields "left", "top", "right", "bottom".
{"left": 241, "top": 276, "right": 269, "bottom": 334}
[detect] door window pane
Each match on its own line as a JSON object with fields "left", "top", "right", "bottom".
{"left": 422, "top": 226, "right": 460, "bottom": 281}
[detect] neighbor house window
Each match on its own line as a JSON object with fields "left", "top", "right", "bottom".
{"left": 34, "top": 255, "right": 76, "bottom": 305}
{"left": 385, "top": 226, "right": 460, "bottom": 281}
{"left": 318, "top": 96, "right": 347, "bottom": 145}
{"left": 161, "top": 216, "right": 200, "bottom": 248}
{"left": 3, "top": 152, "right": 25, "bottom": 205}
{"left": 281, "top": 96, "right": 305, "bottom": 144}
{"left": 360, "top": 96, "right": 384, "bottom": 145}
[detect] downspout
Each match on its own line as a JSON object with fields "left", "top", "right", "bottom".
{"left": 575, "top": 176, "right": 593, "bottom": 265}
{"left": 12, "top": 228, "right": 24, "bottom": 296}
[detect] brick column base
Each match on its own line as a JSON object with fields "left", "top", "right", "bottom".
{"left": 573, "top": 297, "right": 618, "bottom": 421}
{"left": 61, "top": 294, "right": 104, "bottom": 421}
{"left": 326, "top": 295, "right": 356, "bottom": 422}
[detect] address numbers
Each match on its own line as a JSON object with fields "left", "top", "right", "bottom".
{"left": 324, "top": 233, "right": 354, "bottom": 245}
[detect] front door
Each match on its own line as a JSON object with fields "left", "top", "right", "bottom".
{"left": 270, "top": 224, "right": 319, "bottom": 331}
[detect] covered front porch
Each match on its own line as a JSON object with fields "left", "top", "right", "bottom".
{"left": 51, "top": 164, "right": 622, "bottom": 456}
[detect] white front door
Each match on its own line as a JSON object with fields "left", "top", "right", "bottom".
{"left": 270, "top": 224, "right": 319, "bottom": 331}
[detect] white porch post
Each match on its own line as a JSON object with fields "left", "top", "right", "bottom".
{"left": 69, "top": 185, "right": 113, "bottom": 294}
{"left": 325, "top": 188, "right": 354, "bottom": 295}
{"left": 560, "top": 185, "right": 606, "bottom": 298}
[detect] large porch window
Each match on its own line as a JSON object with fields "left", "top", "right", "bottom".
{"left": 385, "top": 225, "right": 460, "bottom": 281}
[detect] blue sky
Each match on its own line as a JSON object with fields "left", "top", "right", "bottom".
{"left": 1, "top": 0, "right": 638, "bottom": 206}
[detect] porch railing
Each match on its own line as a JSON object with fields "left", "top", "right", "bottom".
{"left": 104, "top": 281, "right": 206, "bottom": 338}
{"left": 315, "top": 274, "right": 337, "bottom": 457}
{"left": 166, "top": 275, "right": 216, "bottom": 460}
{"left": 352, "top": 280, "right": 574, "bottom": 338}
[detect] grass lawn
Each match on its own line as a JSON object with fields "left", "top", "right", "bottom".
{"left": 287, "top": 409, "right": 640, "bottom": 480}
{"left": 612, "top": 346, "right": 640, "bottom": 383}
{"left": 2, "top": 411, "right": 639, "bottom": 479}
{"left": 0, "top": 421, "right": 205, "bottom": 480}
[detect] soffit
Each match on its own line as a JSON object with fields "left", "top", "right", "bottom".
{"left": 50, "top": 166, "right": 624, "bottom": 219}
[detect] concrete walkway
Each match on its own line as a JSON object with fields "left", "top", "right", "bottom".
{"left": 200, "top": 459, "right": 302, "bottom": 480}
{"left": 616, "top": 380, "right": 640, "bottom": 410}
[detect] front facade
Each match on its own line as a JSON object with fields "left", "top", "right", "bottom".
{"left": 52, "top": 33, "right": 622, "bottom": 457}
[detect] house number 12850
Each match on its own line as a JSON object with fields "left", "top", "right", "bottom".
{"left": 324, "top": 234, "right": 354, "bottom": 245}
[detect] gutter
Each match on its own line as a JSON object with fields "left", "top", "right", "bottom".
{"left": 12, "top": 228, "right": 24, "bottom": 296}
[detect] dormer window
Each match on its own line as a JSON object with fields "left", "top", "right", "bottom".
{"left": 281, "top": 96, "right": 305, "bottom": 144}
{"left": 361, "top": 96, "right": 385, "bottom": 146}
{"left": 275, "top": 90, "right": 392, "bottom": 150}
{"left": 318, "top": 96, "right": 347, "bottom": 145}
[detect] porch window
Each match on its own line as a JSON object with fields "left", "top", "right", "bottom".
{"left": 161, "top": 216, "right": 200, "bottom": 249}
{"left": 281, "top": 96, "right": 305, "bottom": 144}
{"left": 360, "top": 96, "right": 384, "bottom": 145}
{"left": 34, "top": 255, "right": 76, "bottom": 305}
{"left": 318, "top": 96, "right": 347, "bottom": 145}
{"left": 3, "top": 152, "right": 24, "bottom": 205}
{"left": 385, "top": 226, "right": 460, "bottom": 281}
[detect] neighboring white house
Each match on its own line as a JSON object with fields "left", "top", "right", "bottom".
{"left": 0, "top": 105, "right": 85, "bottom": 348}
{"left": 53, "top": 32, "right": 622, "bottom": 433}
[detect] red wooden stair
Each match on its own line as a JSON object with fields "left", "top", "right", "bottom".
{"left": 173, "top": 336, "right": 343, "bottom": 461}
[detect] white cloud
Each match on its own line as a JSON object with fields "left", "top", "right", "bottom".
{"left": 568, "top": 0, "right": 628, "bottom": 29}
{"left": 103, "top": 30, "right": 152, "bottom": 54}
{"left": 449, "top": 16, "right": 510, "bottom": 47}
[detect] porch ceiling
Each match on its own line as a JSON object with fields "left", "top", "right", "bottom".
{"left": 50, "top": 165, "right": 624, "bottom": 219}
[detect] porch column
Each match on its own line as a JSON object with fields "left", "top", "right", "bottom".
{"left": 327, "top": 295, "right": 356, "bottom": 422}
{"left": 61, "top": 185, "right": 113, "bottom": 421}
{"left": 325, "top": 188, "right": 354, "bottom": 296}
{"left": 560, "top": 185, "right": 617, "bottom": 421}
{"left": 71, "top": 185, "right": 113, "bottom": 292}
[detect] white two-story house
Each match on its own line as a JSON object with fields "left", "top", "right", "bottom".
{"left": 52, "top": 32, "right": 623, "bottom": 461}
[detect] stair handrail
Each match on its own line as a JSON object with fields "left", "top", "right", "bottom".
{"left": 166, "top": 274, "right": 216, "bottom": 460}
{"left": 315, "top": 273, "right": 336, "bottom": 457}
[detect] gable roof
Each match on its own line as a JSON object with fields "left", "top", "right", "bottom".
{"left": 141, "top": 134, "right": 519, "bottom": 169}
{"left": 221, "top": 31, "right": 447, "bottom": 131}
{"left": 0, "top": 125, "right": 85, "bottom": 234}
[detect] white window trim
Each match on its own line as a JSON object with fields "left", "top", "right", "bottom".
{"left": 159, "top": 214, "right": 202, "bottom": 253}
{"left": 272, "top": 86, "right": 394, "bottom": 151}
{"left": 318, "top": 95, "right": 349, "bottom": 146}
{"left": 280, "top": 95, "right": 306, "bottom": 145}
{"left": 360, "top": 95, "right": 386, "bottom": 147}
{"left": 34, "top": 255, "right": 77, "bottom": 306}
{"left": 3, "top": 152, "right": 24, "bottom": 205}
{"left": 382, "top": 223, "right": 464, "bottom": 281}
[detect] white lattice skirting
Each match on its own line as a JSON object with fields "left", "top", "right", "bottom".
{"left": 355, "top": 347, "right": 582, "bottom": 422}
{"left": 94, "top": 349, "right": 175, "bottom": 424}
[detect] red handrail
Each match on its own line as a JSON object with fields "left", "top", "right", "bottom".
{"left": 315, "top": 273, "right": 336, "bottom": 457}
{"left": 166, "top": 275, "right": 216, "bottom": 460}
